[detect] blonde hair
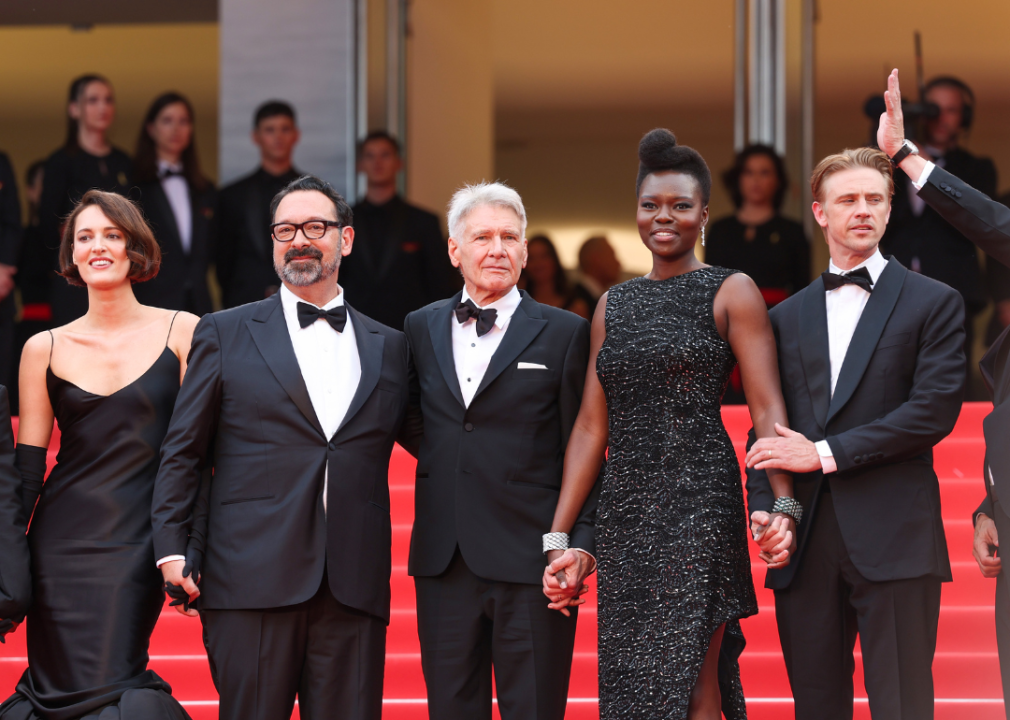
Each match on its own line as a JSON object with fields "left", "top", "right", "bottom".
{"left": 810, "top": 147, "right": 893, "bottom": 204}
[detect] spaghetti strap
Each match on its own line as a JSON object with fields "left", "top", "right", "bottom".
{"left": 47, "top": 330, "right": 55, "bottom": 368}
{"left": 165, "top": 311, "right": 181, "bottom": 349}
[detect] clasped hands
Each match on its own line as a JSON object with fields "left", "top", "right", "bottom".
{"left": 542, "top": 549, "right": 595, "bottom": 616}
{"left": 160, "top": 556, "right": 201, "bottom": 617}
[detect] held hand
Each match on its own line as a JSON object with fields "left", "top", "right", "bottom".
{"left": 751, "top": 511, "right": 794, "bottom": 569}
{"left": 973, "top": 514, "right": 1002, "bottom": 579}
{"left": 877, "top": 68, "right": 905, "bottom": 158}
{"left": 543, "top": 549, "right": 595, "bottom": 617}
{"left": 745, "top": 423, "right": 821, "bottom": 473}
{"left": 161, "top": 558, "right": 200, "bottom": 617}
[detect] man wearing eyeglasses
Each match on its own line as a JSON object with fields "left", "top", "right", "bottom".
{"left": 152, "top": 175, "right": 409, "bottom": 720}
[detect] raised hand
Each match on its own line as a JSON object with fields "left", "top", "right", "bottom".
{"left": 877, "top": 68, "right": 905, "bottom": 158}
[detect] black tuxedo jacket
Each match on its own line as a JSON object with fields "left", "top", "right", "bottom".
{"left": 0, "top": 386, "right": 30, "bottom": 623}
{"left": 913, "top": 166, "right": 1010, "bottom": 523}
{"left": 133, "top": 179, "right": 216, "bottom": 315}
{"left": 215, "top": 168, "right": 300, "bottom": 308}
{"left": 400, "top": 291, "right": 598, "bottom": 584}
{"left": 747, "top": 257, "right": 965, "bottom": 589}
{"left": 340, "top": 196, "right": 460, "bottom": 330}
{"left": 882, "top": 148, "right": 997, "bottom": 315}
{"left": 152, "top": 293, "right": 409, "bottom": 620}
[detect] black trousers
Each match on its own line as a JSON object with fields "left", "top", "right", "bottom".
{"left": 414, "top": 549, "right": 578, "bottom": 720}
{"left": 992, "top": 498, "right": 1010, "bottom": 720}
{"left": 201, "top": 576, "right": 386, "bottom": 720}
{"left": 774, "top": 492, "right": 942, "bottom": 720}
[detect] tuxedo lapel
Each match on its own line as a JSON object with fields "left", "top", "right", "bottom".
{"left": 247, "top": 294, "right": 325, "bottom": 436}
{"left": 472, "top": 294, "right": 547, "bottom": 401}
{"left": 797, "top": 279, "right": 831, "bottom": 433}
{"left": 244, "top": 180, "right": 269, "bottom": 259}
{"left": 428, "top": 293, "right": 466, "bottom": 409}
{"left": 335, "top": 304, "right": 385, "bottom": 436}
{"left": 150, "top": 183, "right": 184, "bottom": 256}
{"left": 826, "top": 258, "right": 906, "bottom": 426}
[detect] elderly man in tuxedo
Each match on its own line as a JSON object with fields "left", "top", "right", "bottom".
{"left": 746, "top": 145, "right": 966, "bottom": 719}
{"left": 153, "top": 175, "right": 408, "bottom": 720}
{"left": 398, "top": 182, "right": 598, "bottom": 720}
{"left": 877, "top": 68, "right": 1010, "bottom": 716}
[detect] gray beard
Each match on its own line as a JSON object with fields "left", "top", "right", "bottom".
{"left": 275, "top": 249, "right": 341, "bottom": 287}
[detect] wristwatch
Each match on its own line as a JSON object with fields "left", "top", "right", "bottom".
{"left": 889, "top": 138, "right": 919, "bottom": 166}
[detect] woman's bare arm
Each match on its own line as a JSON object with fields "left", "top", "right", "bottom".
{"left": 168, "top": 311, "right": 201, "bottom": 382}
{"left": 17, "top": 333, "right": 56, "bottom": 448}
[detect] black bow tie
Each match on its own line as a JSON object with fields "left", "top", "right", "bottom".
{"left": 297, "top": 302, "right": 347, "bottom": 332}
{"left": 159, "top": 167, "right": 184, "bottom": 180}
{"left": 822, "top": 266, "right": 874, "bottom": 293}
{"left": 454, "top": 299, "right": 498, "bottom": 337}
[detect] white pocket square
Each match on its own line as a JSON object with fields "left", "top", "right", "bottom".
{"left": 517, "top": 362, "right": 548, "bottom": 370}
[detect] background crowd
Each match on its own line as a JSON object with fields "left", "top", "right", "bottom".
{"left": 1, "top": 71, "right": 1006, "bottom": 411}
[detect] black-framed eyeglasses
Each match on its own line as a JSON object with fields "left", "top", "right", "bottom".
{"left": 271, "top": 220, "right": 342, "bottom": 242}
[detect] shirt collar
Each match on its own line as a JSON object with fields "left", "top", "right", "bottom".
{"left": 158, "top": 159, "right": 184, "bottom": 174}
{"left": 460, "top": 285, "right": 522, "bottom": 330}
{"left": 827, "top": 249, "right": 887, "bottom": 285}
{"left": 280, "top": 284, "right": 346, "bottom": 314}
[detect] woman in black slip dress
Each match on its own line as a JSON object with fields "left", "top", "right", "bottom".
{"left": 0, "top": 190, "right": 200, "bottom": 720}
{"left": 543, "top": 129, "right": 798, "bottom": 719}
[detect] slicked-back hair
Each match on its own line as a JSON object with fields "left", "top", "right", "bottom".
{"left": 810, "top": 147, "right": 893, "bottom": 204}
{"left": 254, "top": 100, "right": 296, "bottom": 129}
{"left": 269, "top": 175, "right": 353, "bottom": 227}
{"left": 447, "top": 182, "right": 527, "bottom": 240}
{"left": 722, "top": 144, "right": 789, "bottom": 210}
{"left": 358, "top": 130, "right": 401, "bottom": 158}
{"left": 59, "top": 190, "right": 161, "bottom": 287}
{"left": 636, "top": 128, "right": 712, "bottom": 203}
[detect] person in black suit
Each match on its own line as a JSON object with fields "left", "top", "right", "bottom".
{"left": 745, "top": 145, "right": 966, "bottom": 720}
{"left": 0, "top": 385, "right": 30, "bottom": 644}
{"left": 152, "top": 175, "right": 408, "bottom": 720}
{"left": 876, "top": 67, "right": 1010, "bottom": 717}
{"left": 398, "top": 182, "right": 596, "bottom": 720}
{"left": 215, "top": 101, "right": 302, "bottom": 308}
{"left": 879, "top": 75, "right": 997, "bottom": 359}
{"left": 0, "top": 154, "right": 20, "bottom": 390}
{"left": 339, "top": 131, "right": 459, "bottom": 330}
{"left": 39, "top": 75, "right": 132, "bottom": 325}
{"left": 132, "top": 92, "right": 216, "bottom": 315}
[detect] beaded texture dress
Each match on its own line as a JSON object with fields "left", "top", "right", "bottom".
{"left": 595, "top": 267, "right": 757, "bottom": 719}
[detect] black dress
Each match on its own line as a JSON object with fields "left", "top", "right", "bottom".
{"left": 594, "top": 268, "right": 758, "bottom": 719}
{"left": 37, "top": 146, "right": 132, "bottom": 326}
{"left": 0, "top": 324, "right": 190, "bottom": 720}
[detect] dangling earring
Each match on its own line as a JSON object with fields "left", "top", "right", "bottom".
{"left": 701, "top": 225, "right": 706, "bottom": 247}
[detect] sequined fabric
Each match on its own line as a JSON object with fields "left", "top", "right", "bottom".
{"left": 595, "top": 267, "right": 758, "bottom": 719}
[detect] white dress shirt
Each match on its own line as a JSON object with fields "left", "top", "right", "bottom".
{"left": 158, "top": 160, "right": 193, "bottom": 254}
{"left": 155, "top": 284, "right": 362, "bottom": 568}
{"left": 280, "top": 284, "right": 361, "bottom": 514}
{"left": 452, "top": 285, "right": 522, "bottom": 407}
{"left": 814, "top": 250, "right": 888, "bottom": 473}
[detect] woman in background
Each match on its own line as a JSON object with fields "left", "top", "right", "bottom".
{"left": 39, "top": 74, "right": 132, "bottom": 325}
{"left": 522, "top": 234, "right": 591, "bottom": 319}
{"left": 0, "top": 190, "right": 197, "bottom": 720}
{"left": 705, "top": 145, "right": 809, "bottom": 403}
{"left": 544, "top": 129, "right": 794, "bottom": 719}
{"left": 133, "top": 92, "right": 216, "bottom": 315}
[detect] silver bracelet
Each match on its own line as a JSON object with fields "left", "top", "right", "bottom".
{"left": 542, "top": 532, "right": 570, "bottom": 554}
{"left": 772, "top": 496, "right": 803, "bottom": 525}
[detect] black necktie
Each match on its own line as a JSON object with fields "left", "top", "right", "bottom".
{"left": 297, "top": 302, "right": 347, "bottom": 332}
{"left": 454, "top": 299, "right": 498, "bottom": 337}
{"left": 822, "top": 266, "right": 874, "bottom": 293}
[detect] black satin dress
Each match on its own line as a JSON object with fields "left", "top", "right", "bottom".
{"left": 0, "top": 334, "right": 190, "bottom": 720}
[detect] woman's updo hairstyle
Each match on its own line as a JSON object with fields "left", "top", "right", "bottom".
{"left": 636, "top": 128, "right": 712, "bottom": 204}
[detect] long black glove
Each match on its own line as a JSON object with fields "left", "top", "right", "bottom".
{"left": 164, "top": 548, "right": 203, "bottom": 612}
{"left": 15, "top": 444, "right": 47, "bottom": 522}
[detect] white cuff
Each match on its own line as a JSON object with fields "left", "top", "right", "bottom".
{"left": 814, "top": 440, "right": 837, "bottom": 475}
{"left": 156, "top": 555, "right": 186, "bottom": 568}
{"left": 911, "top": 160, "right": 936, "bottom": 190}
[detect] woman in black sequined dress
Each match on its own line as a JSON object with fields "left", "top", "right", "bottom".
{"left": 544, "top": 129, "right": 796, "bottom": 719}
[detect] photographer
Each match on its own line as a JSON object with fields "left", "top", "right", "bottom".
{"left": 879, "top": 76, "right": 997, "bottom": 360}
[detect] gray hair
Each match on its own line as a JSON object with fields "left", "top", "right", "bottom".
{"left": 447, "top": 181, "right": 527, "bottom": 240}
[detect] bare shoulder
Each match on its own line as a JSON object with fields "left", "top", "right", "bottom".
{"left": 170, "top": 311, "right": 201, "bottom": 336}
{"left": 716, "top": 270, "right": 764, "bottom": 307}
{"left": 22, "top": 330, "right": 55, "bottom": 361}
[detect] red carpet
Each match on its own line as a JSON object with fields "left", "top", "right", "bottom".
{"left": 0, "top": 403, "right": 1003, "bottom": 718}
